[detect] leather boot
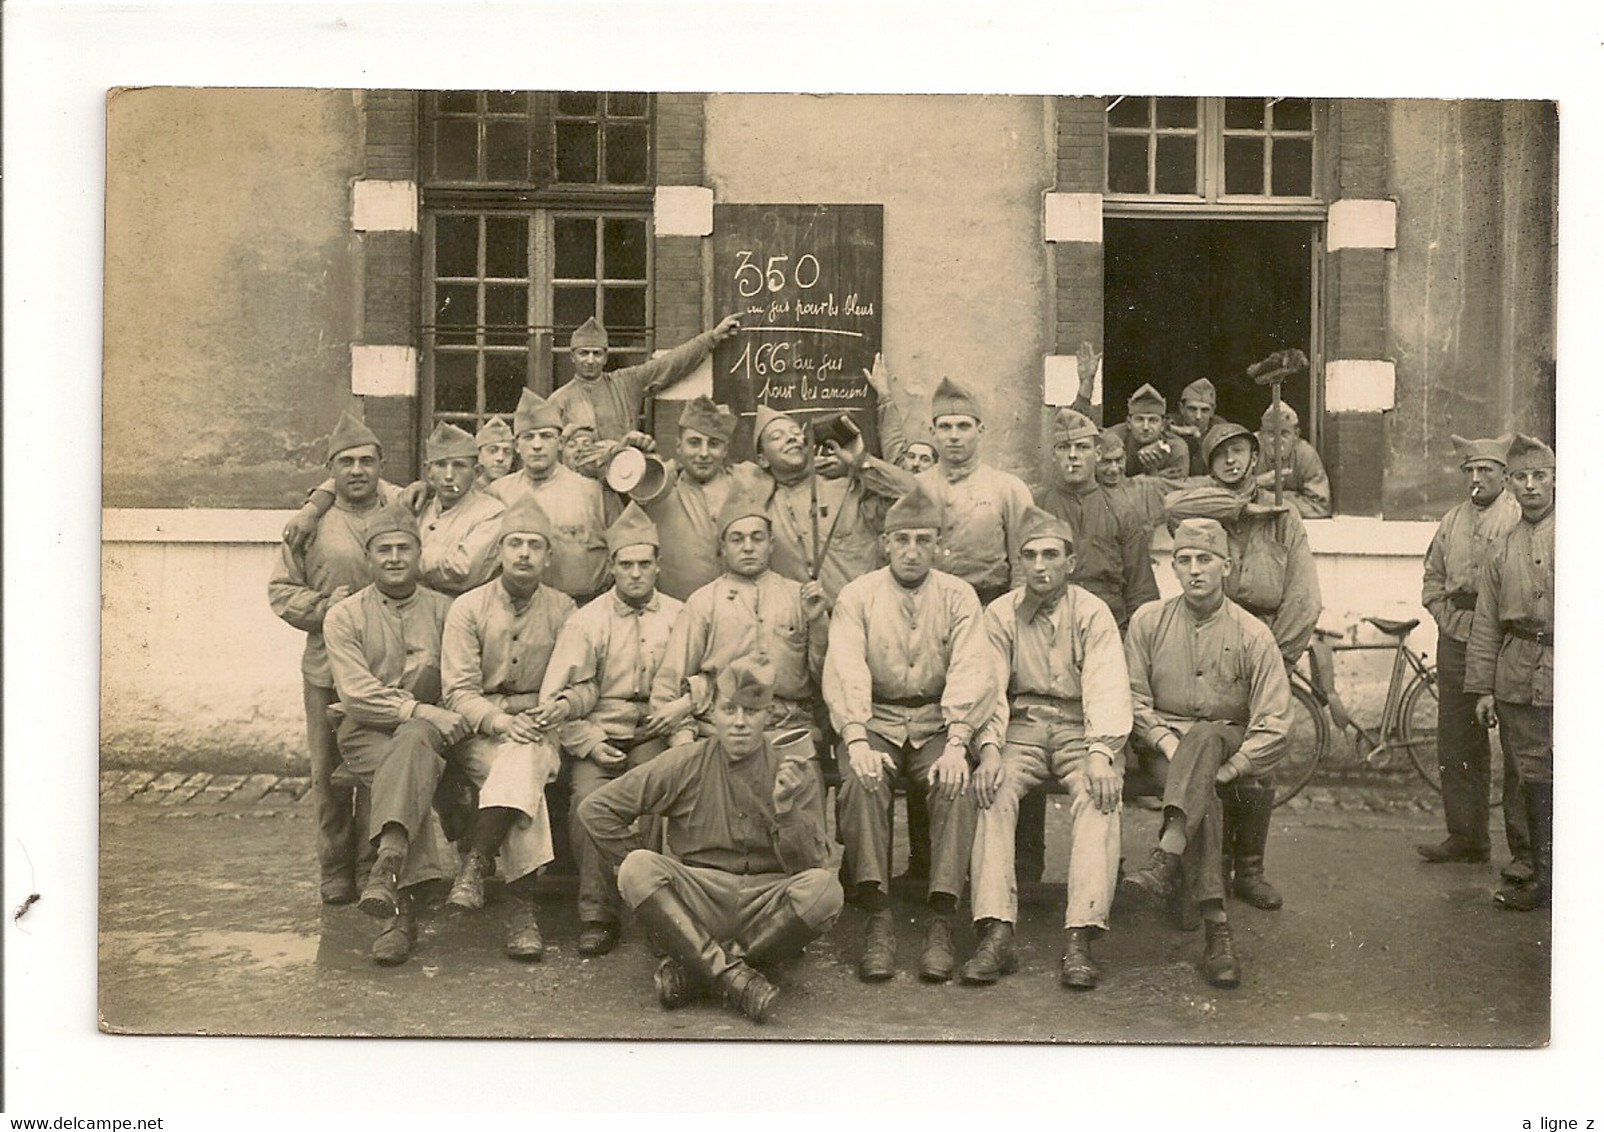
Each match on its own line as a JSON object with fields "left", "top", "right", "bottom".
{"left": 633, "top": 885, "right": 741, "bottom": 1003}
{"left": 1202, "top": 918, "right": 1241, "bottom": 988}
{"left": 370, "top": 894, "right": 416, "bottom": 966}
{"left": 1059, "top": 926, "right": 1099, "bottom": 990}
{"left": 717, "top": 963, "right": 780, "bottom": 1024}
{"left": 358, "top": 849, "right": 404, "bottom": 919}
{"left": 1496, "top": 783, "right": 1552, "bottom": 912}
{"left": 1228, "top": 780, "right": 1284, "bottom": 910}
{"left": 958, "top": 919, "right": 1017, "bottom": 986}
{"left": 1119, "top": 847, "right": 1183, "bottom": 904}
{"left": 447, "top": 848, "right": 493, "bottom": 911}
{"left": 736, "top": 905, "right": 819, "bottom": 970}
{"left": 857, "top": 907, "right": 896, "bottom": 983}
{"left": 919, "top": 913, "right": 957, "bottom": 983}
{"left": 504, "top": 899, "right": 546, "bottom": 961}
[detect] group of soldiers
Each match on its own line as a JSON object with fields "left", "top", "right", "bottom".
{"left": 266, "top": 313, "right": 1554, "bottom": 1025}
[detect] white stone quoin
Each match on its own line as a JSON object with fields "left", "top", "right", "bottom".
{"left": 1043, "top": 192, "right": 1103, "bottom": 243}
{"left": 1324, "top": 359, "right": 1396, "bottom": 413}
{"left": 654, "top": 186, "right": 715, "bottom": 237}
{"left": 351, "top": 179, "right": 419, "bottom": 233}
{"left": 350, "top": 344, "right": 418, "bottom": 397}
{"left": 1327, "top": 199, "right": 1397, "bottom": 251}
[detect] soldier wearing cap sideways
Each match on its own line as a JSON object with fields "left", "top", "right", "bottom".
{"left": 579, "top": 655, "right": 844, "bottom": 1025}
{"left": 630, "top": 396, "right": 768, "bottom": 602}
{"left": 825, "top": 484, "right": 997, "bottom": 985}
{"left": 1166, "top": 419, "right": 1323, "bottom": 914}
{"left": 474, "top": 415, "right": 517, "bottom": 490}
{"left": 750, "top": 402, "right": 918, "bottom": 603}
{"left": 1255, "top": 403, "right": 1332, "bottom": 519}
{"left": 1169, "top": 377, "right": 1224, "bottom": 478}
{"left": 538, "top": 503, "right": 686, "bottom": 957}
{"left": 646, "top": 483, "right": 830, "bottom": 750}
{"left": 1466, "top": 434, "right": 1556, "bottom": 912}
{"left": 413, "top": 421, "right": 507, "bottom": 596}
{"left": 548, "top": 313, "right": 743, "bottom": 449}
{"left": 489, "top": 388, "right": 613, "bottom": 605}
{"left": 269, "top": 411, "right": 403, "bottom": 906}
{"left": 322, "top": 501, "right": 466, "bottom": 966}
{"left": 913, "top": 377, "right": 1035, "bottom": 606}
{"left": 439, "top": 498, "right": 578, "bottom": 960}
{"left": 1108, "top": 383, "right": 1192, "bottom": 482}
{"left": 1033, "top": 407, "right": 1159, "bottom": 631}
{"left": 962, "top": 507, "right": 1133, "bottom": 991}
{"left": 1119, "top": 517, "right": 1294, "bottom": 989}
{"left": 1417, "top": 433, "right": 1528, "bottom": 875}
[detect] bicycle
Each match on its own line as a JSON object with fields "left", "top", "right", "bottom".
{"left": 1273, "top": 615, "right": 1499, "bottom": 807}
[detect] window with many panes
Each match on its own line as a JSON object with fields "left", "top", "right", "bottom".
{"left": 421, "top": 91, "right": 653, "bottom": 435}
{"left": 1105, "top": 96, "right": 1318, "bottom": 202}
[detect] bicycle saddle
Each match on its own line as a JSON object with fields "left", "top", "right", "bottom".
{"left": 1364, "top": 616, "right": 1419, "bottom": 636}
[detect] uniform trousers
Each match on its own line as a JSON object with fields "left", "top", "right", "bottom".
{"left": 970, "top": 730, "right": 1120, "bottom": 930}
{"left": 1496, "top": 701, "right": 1553, "bottom": 786}
{"left": 1437, "top": 637, "right": 1530, "bottom": 856}
{"left": 838, "top": 732, "right": 977, "bottom": 901}
{"left": 455, "top": 734, "right": 564, "bottom": 883}
{"left": 304, "top": 679, "right": 360, "bottom": 887}
{"left": 566, "top": 736, "right": 667, "bottom": 923}
{"left": 1133, "top": 721, "right": 1244, "bottom": 906}
{"left": 616, "top": 850, "right": 845, "bottom": 977}
{"left": 334, "top": 716, "right": 458, "bottom": 888}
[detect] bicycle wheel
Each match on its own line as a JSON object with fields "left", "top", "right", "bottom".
{"left": 1400, "top": 666, "right": 1441, "bottom": 793}
{"left": 1274, "top": 682, "right": 1329, "bottom": 807}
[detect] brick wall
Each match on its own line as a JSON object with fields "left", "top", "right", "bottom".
{"left": 1052, "top": 97, "right": 1105, "bottom": 412}
{"left": 1324, "top": 98, "right": 1392, "bottom": 516}
{"left": 359, "top": 90, "right": 420, "bottom": 473}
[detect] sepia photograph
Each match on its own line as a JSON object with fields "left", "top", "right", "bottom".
{"left": 8, "top": 0, "right": 1602, "bottom": 1121}
{"left": 99, "top": 85, "right": 1554, "bottom": 1044}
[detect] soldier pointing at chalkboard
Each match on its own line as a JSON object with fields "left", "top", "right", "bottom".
{"left": 549, "top": 313, "right": 744, "bottom": 450}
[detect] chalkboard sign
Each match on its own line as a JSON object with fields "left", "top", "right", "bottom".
{"left": 712, "top": 204, "right": 884, "bottom": 460}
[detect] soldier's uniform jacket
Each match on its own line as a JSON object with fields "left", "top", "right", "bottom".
{"left": 323, "top": 584, "right": 456, "bottom": 727}
{"left": 821, "top": 566, "right": 996, "bottom": 750}
{"left": 440, "top": 579, "right": 577, "bottom": 733}
{"left": 764, "top": 454, "right": 917, "bottom": 602}
{"left": 580, "top": 735, "right": 832, "bottom": 875}
{"left": 416, "top": 489, "right": 506, "bottom": 596}
{"left": 1032, "top": 479, "right": 1159, "bottom": 628}
{"left": 1108, "top": 421, "right": 1191, "bottom": 482}
{"left": 539, "top": 587, "right": 685, "bottom": 758}
{"left": 1125, "top": 594, "right": 1294, "bottom": 780}
{"left": 489, "top": 463, "right": 611, "bottom": 600}
{"left": 268, "top": 492, "right": 398, "bottom": 688}
{"left": 978, "top": 584, "right": 1133, "bottom": 760}
{"left": 1164, "top": 482, "right": 1323, "bottom": 664}
{"left": 638, "top": 462, "right": 766, "bottom": 602}
{"left": 548, "top": 330, "right": 721, "bottom": 442}
{"left": 1422, "top": 490, "right": 1521, "bottom": 644}
{"left": 1464, "top": 510, "right": 1554, "bottom": 707}
{"left": 651, "top": 570, "right": 826, "bottom": 718}
{"left": 915, "top": 462, "right": 1035, "bottom": 595}
{"left": 1255, "top": 432, "right": 1333, "bottom": 520}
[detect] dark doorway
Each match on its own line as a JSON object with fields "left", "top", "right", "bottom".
{"left": 1105, "top": 219, "right": 1315, "bottom": 435}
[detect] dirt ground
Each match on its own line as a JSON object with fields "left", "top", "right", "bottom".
{"left": 97, "top": 787, "right": 1548, "bottom": 1047}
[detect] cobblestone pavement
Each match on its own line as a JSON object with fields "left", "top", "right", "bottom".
{"left": 98, "top": 765, "right": 1445, "bottom": 815}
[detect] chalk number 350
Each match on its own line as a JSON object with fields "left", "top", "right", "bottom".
{"left": 734, "top": 251, "right": 822, "bottom": 298}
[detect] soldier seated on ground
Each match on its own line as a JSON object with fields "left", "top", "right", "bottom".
{"left": 578, "top": 656, "right": 844, "bottom": 1024}
{"left": 1118, "top": 518, "right": 1294, "bottom": 989}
